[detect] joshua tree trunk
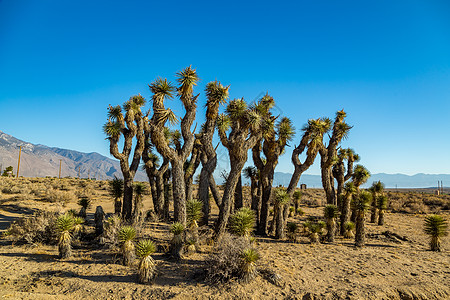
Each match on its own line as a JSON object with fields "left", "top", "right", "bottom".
{"left": 378, "top": 209, "right": 385, "bottom": 225}
{"left": 326, "top": 219, "right": 335, "bottom": 242}
{"left": 274, "top": 204, "right": 284, "bottom": 238}
{"left": 340, "top": 195, "right": 351, "bottom": 236}
{"left": 163, "top": 169, "right": 171, "bottom": 221}
{"left": 184, "top": 143, "right": 201, "bottom": 202}
{"left": 321, "top": 163, "right": 336, "bottom": 206}
{"left": 215, "top": 158, "right": 246, "bottom": 240}
{"left": 234, "top": 175, "right": 244, "bottom": 211}
{"left": 355, "top": 211, "right": 366, "bottom": 247}
{"left": 370, "top": 205, "right": 377, "bottom": 223}
{"left": 333, "top": 161, "right": 345, "bottom": 209}
{"left": 171, "top": 161, "right": 186, "bottom": 224}
{"left": 123, "top": 175, "right": 134, "bottom": 220}
{"left": 250, "top": 177, "right": 260, "bottom": 223}
{"left": 257, "top": 172, "right": 274, "bottom": 236}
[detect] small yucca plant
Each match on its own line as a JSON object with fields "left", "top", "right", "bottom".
{"left": 343, "top": 221, "right": 355, "bottom": 239}
{"left": 293, "top": 190, "right": 302, "bottom": 215}
{"left": 289, "top": 206, "right": 295, "bottom": 218}
{"left": 136, "top": 239, "right": 157, "bottom": 283}
{"left": 119, "top": 226, "right": 136, "bottom": 266}
{"left": 78, "top": 197, "right": 91, "bottom": 219}
{"left": 229, "top": 208, "right": 256, "bottom": 238}
{"left": 324, "top": 204, "right": 339, "bottom": 243}
{"left": 424, "top": 215, "right": 448, "bottom": 251}
{"left": 170, "top": 222, "right": 185, "bottom": 260}
{"left": 286, "top": 222, "right": 299, "bottom": 242}
{"left": 240, "top": 248, "right": 260, "bottom": 283}
{"left": 304, "top": 221, "right": 325, "bottom": 244}
{"left": 186, "top": 199, "right": 203, "bottom": 229}
{"left": 72, "top": 216, "right": 85, "bottom": 236}
{"left": 56, "top": 214, "right": 74, "bottom": 259}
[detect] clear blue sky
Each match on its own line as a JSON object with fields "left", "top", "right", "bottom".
{"left": 1, "top": 0, "right": 449, "bottom": 175}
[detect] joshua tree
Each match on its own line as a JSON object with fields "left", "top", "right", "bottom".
{"left": 252, "top": 111, "right": 295, "bottom": 237}
{"left": 340, "top": 182, "right": 356, "bottom": 235}
{"left": 324, "top": 204, "right": 338, "bottom": 242}
{"left": 353, "top": 190, "right": 372, "bottom": 247}
{"left": 56, "top": 214, "right": 74, "bottom": 258}
{"left": 229, "top": 207, "right": 256, "bottom": 238}
{"left": 332, "top": 148, "right": 359, "bottom": 209}
{"left": 318, "top": 110, "right": 352, "bottom": 206}
{"left": 184, "top": 137, "right": 202, "bottom": 203}
{"left": 240, "top": 248, "right": 260, "bottom": 283}
{"left": 292, "top": 190, "right": 302, "bottom": 215}
{"left": 133, "top": 182, "right": 147, "bottom": 225}
{"left": 280, "top": 118, "right": 331, "bottom": 236}
{"left": 369, "top": 181, "right": 384, "bottom": 223}
{"left": 243, "top": 166, "right": 260, "bottom": 223}
{"left": 343, "top": 221, "right": 355, "bottom": 239}
{"left": 77, "top": 197, "right": 91, "bottom": 219}
{"left": 286, "top": 222, "right": 299, "bottom": 242}
{"left": 423, "top": 215, "right": 448, "bottom": 251}
{"left": 273, "top": 188, "right": 290, "bottom": 239}
{"left": 304, "top": 220, "right": 325, "bottom": 244}
{"left": 148, "top": 67, "right": 199, "bottom": 225}
{"left": 377, "top": 194, "right": 388, "bottom": 225}
{"left": 214, "top": 96, "right": 271, "bottom": 241}
{"left": 119, "top": 226, "right": 136, "bottom": 266}
{"left": 109, "top": 176, "right": 123, "bottom": 215}
{"left": 136, "top": 239, "right": 157, "bottom": 284}
{"left": 186, "top": 198, "right": 203, "bottom": 251}
{"left": 350, "top": 165, "right": 371, "bottom": 222}
{"left": 198, "top": 81, "right": 229, "bottom": 225}
{"left": 104, "top": 95, "right": 146, "bottom": 220}
{"left": 94, "top": 206, "right": 105, "bottom": 236}
{"left": 170, "top": 222, "right": 185, "bottom": 260}
{"left": 141, "top": 136, "right": 170, "bottom": 219}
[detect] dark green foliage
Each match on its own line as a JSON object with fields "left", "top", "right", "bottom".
{"left": 424, "top": 215, "right": 448, "bottom": 251}
{"left": 229, "top": 208, "right": 256, "bottom": 237}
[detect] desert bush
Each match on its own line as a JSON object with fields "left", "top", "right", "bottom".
{"left": 286, "top": 222, "right": 299, "bottom": 242}
{"left": 43, "top": 189, "right": 77, "bottom": 205}
{"left": 4, "top": 211, "right": 58, "bottom": 244}
{"left": 55, "top": 213, "right": 74, "bottom": 258}
{"left": 100, "top": 215, "right": 122, "bottom": 248}
{"left": 343, "top": 221, "right": 355, "bottom": 239}
{"left": 205, "top": 233, "right": 260, "bottom": 283}
{"left": 303, "top": 220, "right": 325, "bottom": 243}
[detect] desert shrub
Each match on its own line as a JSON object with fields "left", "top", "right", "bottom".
{"left": 205, "top": 233, "right": 260, "bottom": 283}
{"left": 99, "top": 215, "right": 122, "bottom": 248}
{"left": 43, "top": 189, "right": 77, "bottom": 205}
{"left": 424, "top": 215, "right": 448, "bottom": 251}
{"left": 119, "top": 226, "right": 136, "bottom": 266}
{"left": 4, "top": 211, "right": 58, "bottom": 244}
{"left": 136, "top": 239, "right": 157, "bottom": 283}
{"left": 229, "top": 207, "right": 256, "bottom": 238}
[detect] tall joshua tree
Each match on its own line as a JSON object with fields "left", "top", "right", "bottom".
{"left": 243, "top": 166, "right": 260, "bottom": 223}
{"left": 104, "top": 95, "right": 146, "bottom": 220}
{"left": 340, "top": 182, "right": 356, "bottom": 235}
{"left": 252, "top": 103, "right": 295, "bottom": 236}
{"left": 350, "top": 164, "right": 370, "bottom": 222}
{"left": 332, "top": 148, "right": 359, "bottom": 209}
{"left": 318, "top": 110, "right": 352, "bottom": 205}
{"left": 142, "top": 129, "right": 170, "bottom": 219}
{"left": 148, "top": 66, "right": 199, "bottom": 225}
{"left": 215, "top": 96, "right": 270, "bottom": 240}
{"left": 198, "top": 81, "right": 229, "bottom": 225}
{"left": 278, "top": 118, "right": 331, "bottom": 238}
{"left": 369, "top": 181, "right": 384, "bottom": 223}
{"left": 353, "top": 190, "right": 372, "bottom": 247}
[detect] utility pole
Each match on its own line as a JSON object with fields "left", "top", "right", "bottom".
{"left": 16, "top": 146, "right": 22, "bottom": 178}
{"left": 88, "top": 169, "right": 90, "bottom": 180}
{"left": 59, "top": 159, "right": 62, "bottom": 179}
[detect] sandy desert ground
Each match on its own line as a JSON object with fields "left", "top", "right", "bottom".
{"left": 0, "top": 178, "right": 449, "bottom": 300}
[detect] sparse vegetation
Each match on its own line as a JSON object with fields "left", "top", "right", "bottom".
{"left": 136, "top": 239, "right": 157, "bottom": 283}
{"left": 229, "top": 207, "right": 256, "bottom": 238}
{"left": 55, "top": 213, "right": 74, "bottom": 258}
{"left": 423, "top": 215, "right": 448, "bottom": 251}
{"left": 118, "top": 226, "right": 136, "bottom": 266}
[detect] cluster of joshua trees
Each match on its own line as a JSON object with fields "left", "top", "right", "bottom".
{"left": 103, "top": 66, "right": 447, "bottom": 251}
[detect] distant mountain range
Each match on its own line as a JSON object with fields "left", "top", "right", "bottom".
{"left": 0, "top": 130, "right": 447, "bottom": 188}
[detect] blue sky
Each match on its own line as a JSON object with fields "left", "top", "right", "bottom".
{"left": 1, "top": 0, "right": 449, "bottom": 175}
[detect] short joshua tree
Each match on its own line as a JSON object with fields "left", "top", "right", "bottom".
{"left": 109, "top": 176, "right": 124, "bottom": 215}
{"left": 286, "top": 222, "right": 299, "bottom": 242}
{"left": 78, "top": 197, "right": 91, "bottom": 219}
{"left": 423, "top": 215, "right": 448, "bottom": 251}
{"left": 119, "top": 226, "right": 136, "bottom": 266}
{"left": 240, "top": 248, "right": 260, "bottom": 283}
{"left": 55, "top": 214, "right": 74, "bottom": 259}
{"left": 324, "top": 204, "right": 339, "bottom": 243}
{"left": 376, "top": 194, "right": 388, "bottom": 225}
{"left": 353, "top": 191, "right": 371, "bottom": 247}
{"left": 292, "top": 190, "right": 302, "bottom": 215}
{"left": 72, "top": 216, "right": 85, "bottom": 240}
{"left": 170, "top": 222, "right": 185, "bottom": 260}
{"left": 304, "top": 220, "right": 325, "bottom": 244}
{"left": 136, "top": 239, "right": 157, "bottom": 283}
{"left": 94, "top": 206, "right": 105, "bottom": 236}
{"left": 229, "top": 207, "right": 256, "bottom": 238}
{"left": 186, "top": 199, "right": 203, "bottom": 251}
{"left": 343, "top": 221, "right": 355, "bottom": 239}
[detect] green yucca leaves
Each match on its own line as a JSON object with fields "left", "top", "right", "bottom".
{"left": 276, "top": 117, "right": 295, "bottom": 142}
{"left": 136, "top": 239, "right": 156, "bottom": 258}
{"left": 293, "top": 190, "right": 302, "bottom": 200}
{"left": 287, "top": 222, "right": 299, "bottom": 233}
{"left": 119, "top": 226, "right": 136, "bottom": 243}
{"left": 352, "top": 165, "right": 371, "bottom": 187}
{"left": 241, "top": 248, "right": 260, "bottom": 264}
{"left": 273, "top": 188, "right": 289, "bottom": 206}
{"left": 103, "top": 120, "right": 122, "bottom": 139}
{"left": 424, "top": 215, "right": 448, "bottom": 237}
{"left": 226, "top": 98, "right": 247, "bottom": 121}
{"left": 56, "top": 214, "right": 74, "bottom": 233}
{"left": 78, "top": 197, "right": 91, "bottom": 209}
{"left": 217, "top": 113, "right": 231, "bottom": 132}
{"left": 344, "top": 221, "right": 355, "bottom": 231}
{"left": 205, "top": 81, "right": 229, "bottom": 106}
{"left": 324, "top": 204, "right": 339, "bottom": 220}
{"left": 186, "top": 199, "right": 203, "bottom": 225}
{"left": 170, "top": 222, "right": 185, "bottom": 236}
{"left": 377, "top": 195, "right": 388, "bottom": 210}
{"left": 149, "top": 77, "right": 175, "bottom": 99}
{"left": 229, "top": 208, "right": 256, "bottom": 237}
{"left": 109, "top": 177, "right": 123, "bottom": 199}
{"left": 352, "top": 191, "right": 372, "bottom": 212}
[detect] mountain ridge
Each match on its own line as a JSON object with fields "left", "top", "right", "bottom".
{"left": 0, "top": 130, "right": 447, "bottom": 188}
